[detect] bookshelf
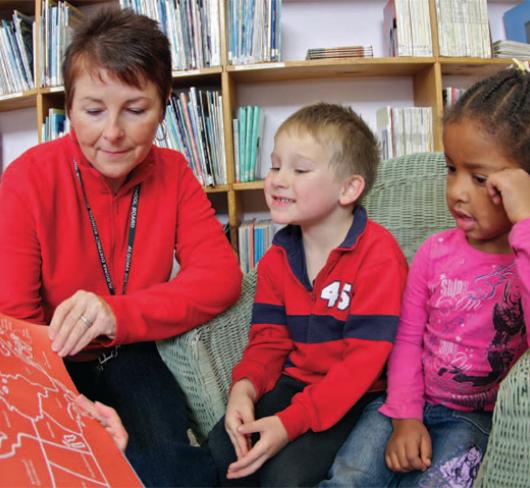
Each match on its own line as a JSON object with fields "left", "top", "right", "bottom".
{"left": 0, "top": 0, "right": 519, "bottom": 252}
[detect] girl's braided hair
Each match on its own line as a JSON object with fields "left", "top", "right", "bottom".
{"left": 444, "top": 64, "right": 530, "bottom": 172}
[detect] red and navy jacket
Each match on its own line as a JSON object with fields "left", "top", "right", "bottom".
{"left": 232, "top": 206, "right": 408, "bottom": 440}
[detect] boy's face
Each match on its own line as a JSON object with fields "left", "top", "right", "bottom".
{"left": 265, "top": 129, "right": 350, "bottom": 228}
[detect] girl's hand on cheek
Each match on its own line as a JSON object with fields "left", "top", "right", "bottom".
{"left": 486, "top": 168, "right": 530, "bottom": 224}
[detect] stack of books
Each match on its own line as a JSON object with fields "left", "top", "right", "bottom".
{"left": 157, "top": 87, "right": 227, "bottom": 187}
{"left": 492, "top": 40, "right": 530, "bottom": 61}
{"left": 120, "top": 0, "right": 221, "bottom": 71}
{"left": 233, "top": 106, "right": 265, "bottom": 183}
{"left": 306, "top": 45, "right": 373, "bottom": 60}
{"left": 376, "top": 106, "right": 433, "bottom": 160}
{"left": 238, "top": 219, "right": 275, "bottom": 273}
{"left": 42, "top": 107, "right": 68, "bottom": 142}
{"left": 443, "top": 86, "right": 466, "bottom": 108}
{"left": 40, "top": 0, "right": 84, "bottom": 87}
{"left": 227, "top": 0, "right": 282, "bottom": 65}
{"left": 435, "top": 0, "right": 491, "bottom": 58}
{"left": 0, "top": 10, "right": 35, "bottom": 95}
{"left": 383, "top": 0, "right": 433, "bottom": 57}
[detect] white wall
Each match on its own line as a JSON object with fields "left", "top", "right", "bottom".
{"left": 0, "top": 108, "right": 38, "bottom": 171}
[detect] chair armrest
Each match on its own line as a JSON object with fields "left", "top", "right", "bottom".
{"left": 474, "top": 349, "right": 530, "bottom": 487}
{"left": 157, "top": 270, "right": 257, "bottom": 441}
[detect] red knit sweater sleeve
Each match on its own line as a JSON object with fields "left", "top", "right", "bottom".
{"left": 231, "top": 250, "right": 294, "bottom": 398}
{"left": 105, "top": 162, "right": 242, "bottom": 344}
{"left": 277, "top": 235, "right": 408, "bottom": 440}
{"left": 0, "top": 154, "right": 45, "bottom": 324}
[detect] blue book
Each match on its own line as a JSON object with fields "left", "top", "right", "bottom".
{"left": 503, "top": 1, "right": 530, "bottom": 44}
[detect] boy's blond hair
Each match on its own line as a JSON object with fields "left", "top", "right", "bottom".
{"left": 276, "top": 102, "right": 380, "bottom": 198}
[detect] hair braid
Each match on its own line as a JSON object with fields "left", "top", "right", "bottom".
{"left": 444, "top": 67, "right": 530, "bottom": 171}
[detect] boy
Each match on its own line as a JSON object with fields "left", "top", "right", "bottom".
{"left": 207, "top": 103, "right": 408, "bottom": 486}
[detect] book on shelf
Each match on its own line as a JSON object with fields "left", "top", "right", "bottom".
{"left": 42, "top": 107, "right": 69, "bottom": 142}
{"left": 158, "top": 87, "right": 226, "bottom": 187}
{"left": 376, "top": 106, "right": 433, "bottom": 160}
{"left": 238, "top": 219, "right": 274, "bottom": 273}
{"left": 492, "top": 40, "right": 530, "bottom": 61}
{"left": 503, "top": 1, "right": 530, "bottom": 44}
{"left": 0, "top": 10, "right": 36, "bottom": 96}
{"left": 383, "top": 0, "right": 432, "bottom": 57}
{"left": 0, "top": 312, "right": 142, "bottom": 487}
{"left": 121, "top": 0, "right": 221, "bottom": 71}
{"left": 228, "top": 0, "right": 282, "bottom": 65}
{"left": 233, "top": 105, "right": 265, "bottom": 183}
{"left": 435, "top": 0, "right": 491, "bottom": 58}
{"left": 305, "top": 45, "right": 373, "bottom": 60}
{"left": 442, "top": 86, "right": 466, "bottom": 108}
{"left": 40, "top": 0, "right": 84, "bottom": 88}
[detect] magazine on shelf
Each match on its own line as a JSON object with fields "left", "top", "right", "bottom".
{"left": 306, "top": 45, "right": 373, "bottom": 60}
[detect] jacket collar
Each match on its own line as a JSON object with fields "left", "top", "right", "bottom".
{"left": 272, "top": 206, "right": 368, "bottom": 289}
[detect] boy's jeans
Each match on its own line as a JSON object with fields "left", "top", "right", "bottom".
{"left": 207, "top": 375, "right": 378, "bottom": 487}
{"left": 320, "top": 395, "right": 492, "bottom": 488}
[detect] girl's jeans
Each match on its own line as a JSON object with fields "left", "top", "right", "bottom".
{"left": 320, "top": 395, "right": 491, "bottom": 488}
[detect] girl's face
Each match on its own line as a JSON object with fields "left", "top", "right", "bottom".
{"left": 443, "top": 118, "right": 520, "bottom": 254}
{"left": 69, "top": 67, "right": 164, "bottom": 192}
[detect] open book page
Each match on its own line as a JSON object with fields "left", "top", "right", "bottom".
{"left": 0, "top": 312, "right": 142, "bottom": 487}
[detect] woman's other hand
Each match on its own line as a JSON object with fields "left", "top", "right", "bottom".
{"left": 49, "top": 290, "right": 117, "bottom": 357}
{"left": 75, "top": 394, "right": 128, "bottom": 451}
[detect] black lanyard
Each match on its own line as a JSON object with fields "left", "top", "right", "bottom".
{"left": 73, "top": 160, "right": 140, "bottom": 296}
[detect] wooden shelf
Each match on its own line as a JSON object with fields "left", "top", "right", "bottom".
{"left": 226, "top": 57, "right": 436, "bottom": 83}
{"left": 204, "top": 184, "right": 230, "bottom": 193}
{"left": 0, "top": 90, "right": 37, "bottom": 112}
{"left": 439, "top": 57, "right": 513, "bottom": 76}
{"left": 233, "top": 181, "right": 265, "bottom": 191}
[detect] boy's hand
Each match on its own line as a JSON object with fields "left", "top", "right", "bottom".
{"left": 385, "top": 418, "right": 431, "bottom": 473}
{"left": 487, "top": 168, "right": 530, "bottom": 224}
{"left": 226, "top": 415, "right": 288, "bottom": 479}
{"left": 225, "top": 379, "right": 256, "bottom": 459}
{"left": 75, "top": 394, "right": 128, "bottom": 451}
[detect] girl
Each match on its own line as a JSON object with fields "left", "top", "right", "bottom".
{"left": 320, "top": 63, "right": 530, "bottom": 487}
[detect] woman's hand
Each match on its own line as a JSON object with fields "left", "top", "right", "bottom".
{"left": 49, "top": 290, "right": 117, "bottom": 357}
{"left": 385, "top": 418, "right": 432, "bottom": 473}
{"left": 226, "top": 415, "right": 288, "bottom": 479}
{"left": 75, "top": 394, "right": 128, "bottom": 451}
{"left": 487, "top": 168, "right": 530, "bottom": 224}
{"left": 225, "top": 379, "right": 257, "bottom": 459}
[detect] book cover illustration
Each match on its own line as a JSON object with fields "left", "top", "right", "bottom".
{"left": 0, "top": 313, "right": 142, "bottom": 487}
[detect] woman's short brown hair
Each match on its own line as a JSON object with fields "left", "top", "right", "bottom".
{"left": 62, "top": 8, "right": 171, "bottom": 113}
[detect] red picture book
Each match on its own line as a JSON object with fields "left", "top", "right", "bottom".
{"left": 0, "top": 312, "right": 142, "bottom": 487}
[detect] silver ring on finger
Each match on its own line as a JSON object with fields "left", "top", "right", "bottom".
{"left": 79, "top": 314, "right": 94, "bottom": 328}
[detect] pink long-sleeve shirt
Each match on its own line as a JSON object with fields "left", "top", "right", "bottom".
{"left": 381, "top": 219, "right": 530, "bottom": 420}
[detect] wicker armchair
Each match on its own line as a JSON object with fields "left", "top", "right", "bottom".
{"left": 157, "top": 152, "right": 530, "bottom": 485}
{"left": 474, "top": 349, "right": 530, "bottom": 488}
{"left": 157, "top": 152, "right": 453, "bottom": 441}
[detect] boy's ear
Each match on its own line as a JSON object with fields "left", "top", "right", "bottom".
{"left": 339, "top": 175, "right": 365, "bottom": 205}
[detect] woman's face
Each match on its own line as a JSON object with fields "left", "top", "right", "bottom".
{"left": 69, "top": 67, "right": 164, "bottom": 191}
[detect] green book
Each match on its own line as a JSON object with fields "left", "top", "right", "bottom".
{"left": 249, "top": 106, "right": 263, "bottom": 181}
{"left": 237, "top": 106, "right": 247, "bottom": 182}
{"left": 244, "top": 106, "right": 255, "bottom": 182}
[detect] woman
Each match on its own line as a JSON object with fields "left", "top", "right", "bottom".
{"left": 0, "top": 8, "right": 241, "bottom": 486}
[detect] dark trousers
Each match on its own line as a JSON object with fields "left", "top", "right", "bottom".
{"left": 207, "top": 375, "right": 378, "bottom": 487}
{"left": 65, "top": 341, "right": 216, "bottom": 487}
